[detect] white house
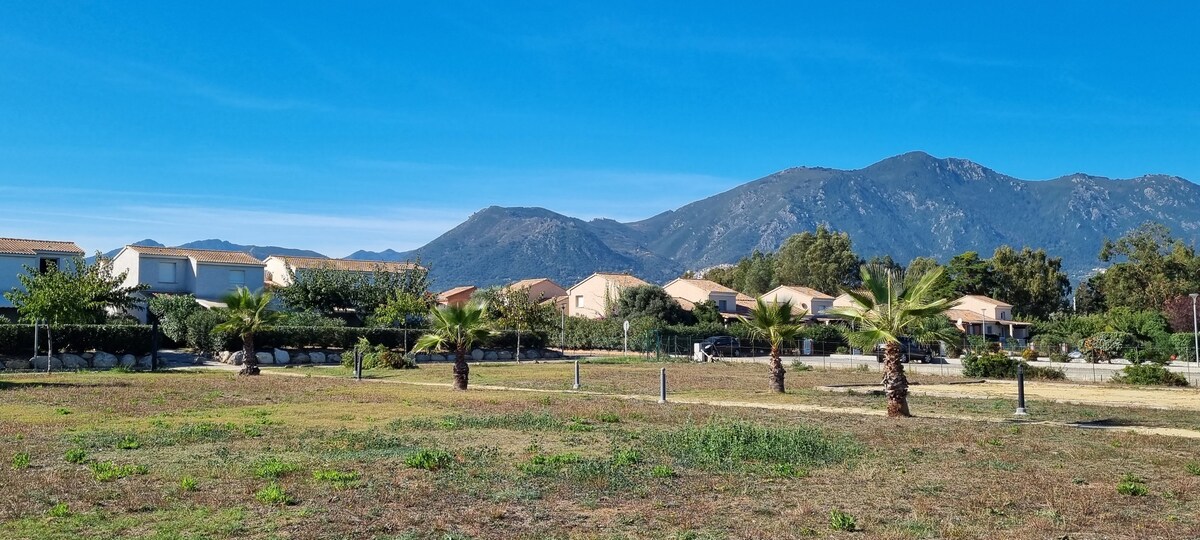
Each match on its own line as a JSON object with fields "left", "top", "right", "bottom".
{"left": 111, "top": 245, "right": 266, "bottom": 322}
{"left": 0, "top": 237, "right": 85, "bottom": 317}
{"left": 946, "top": 294, "right": 1031, "bottom": 339}
{"left": 263, "top": 255, "right": 421, "bottom": 287}
{"left": 566, "top": 273, "right": 649, "bottom": 319}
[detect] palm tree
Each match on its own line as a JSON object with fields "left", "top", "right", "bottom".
{"left": 414, "top": 302, "right": 490, "bottom": 390}
{"left": 830, "top": 266, "right": 958, "bottom": 417}
{"left": 215, "top": 287, "right": 280, "bottom": 376}
{"left": 742, "top": 298, "right": 807, "bottom": 393}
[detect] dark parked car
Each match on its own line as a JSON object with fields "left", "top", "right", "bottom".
{"left": 700, "top": 336, "right": 740, "bottom": 357}
{"left": 874, "top": 336, "right": 938, "bottom": 363}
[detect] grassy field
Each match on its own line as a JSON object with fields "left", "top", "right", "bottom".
{"left": 1, "top": 361, "right": 1198, "bottom": 539}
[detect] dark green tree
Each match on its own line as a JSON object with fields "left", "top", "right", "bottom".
{"left": 275, "top": 262, "right": 430, "bottom": 320}
{"left": 692, "top": 300, "right": 723, "bottom": 325}
{"left": 614, "top": 285, "right": 688, "bottom": 325}
{"left": 1098, "top": 223, "right": 1199, "bottom": 310}
{"left": 773, "top": 225, "right": 861, "bottom": 295}
{"left": 945, "top": 251, "right": 997, "bottom": 297}
{"left": 4, "top": 254, "right": 148, "bottom": 324}
{"left": 988, "top": 246, "right": 1071, "bottom": 319}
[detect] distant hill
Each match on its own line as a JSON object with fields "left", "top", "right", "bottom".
{"left": 95, "top": 239, "right": 324, "bottom": 262}
{"left": 356, "top": 152, "right": 1200, "bottom": 288}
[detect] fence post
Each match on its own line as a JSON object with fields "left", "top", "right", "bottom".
{"left": 151, "top": 320, "right": 160, "bottom": 371}
{"left": 658, "top": 367, "right": 667, "bottom": 404}
{"left": 1015, "top": 362, "right": 1028, "bottom": 416}
{"left": 572, "top": 360, "right": 580, "bottom": 390}
{"left": 353, "top": 346, "right": 363, "bottom": 380}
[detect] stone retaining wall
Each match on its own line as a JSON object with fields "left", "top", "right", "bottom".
{"left": 2, "top": 351, "right": 152, "bottom": 371}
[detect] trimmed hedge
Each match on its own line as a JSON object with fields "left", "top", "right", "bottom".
{"left": 0, "top": 325, "right": 158, "bottom": 356}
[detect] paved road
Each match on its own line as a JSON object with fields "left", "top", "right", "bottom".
{"left": 718, "top": 353, "right": 1200, "bottom": 385}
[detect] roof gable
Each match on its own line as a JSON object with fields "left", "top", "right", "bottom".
{"left": 0, "top": 237, "right": 84, "bottom": 256}
{"left": 127, "top": 245, "right": 264, "bottom": 266}
{"left": 269, "top": 255, "right": 421, "bottom": 273}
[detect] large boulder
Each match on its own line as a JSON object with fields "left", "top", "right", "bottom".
{"left": 32, "top": 356, "right": 63, "bottom": 370}
{"left": 327, "top": 353, "right": 341, "bottom": 365}
{"left": 137, "top": 356, "right": 153, "bottom": 369}
{"left": 229, "top": 351, "right": 245, "bottom": 366}
{"left": 273, "top": 349, "right": 289, "bottom": 365}
{"left": 498, "top": 351, "right": 512, "bottom": 361}
{"left": 446, "top": 353, "right": 457, "bottom": 362}
{"left": 471, "top": 349, "right": 485, "bottom": 361}
{"left": 415, "top": 353, "right": 430, "bottom": 363}
{"left": 293, "top": 352, "right": 311, "bottom": 364}
{"left": 92, "top": 352, "right": 119, "bottom": 368}
{"left": 543, "top": 350, "right": 561, "bottom": 359}
{"left": 308, "top": 351, "right": 326, "bottom": 364}
{"left": 430, "top": 354, "right": 445, "bottom": 362}
{"left": 484, "top": 351, "right": 498, "bottom": 361}
{"left": 524, "top": 350, "right": 541, "bottom": 360}
{"left": 256, "top": 352, "right": 273, "bottom": 365}
{"left": 119, "top": 354, "right": 137, "bottom": 368}
{"left": 5, "top": 359, "right": 31, "bottom": 370}
{"left": 60, "top": 354, "right": 88, "bottom": 369}
{"left": 81, "top": 352, "right": 95, "bottom": 360}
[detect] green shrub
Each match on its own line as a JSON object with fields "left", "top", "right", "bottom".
{"left": 611, "top": 449, "right": 641, "bottom": 467}
{"left": 650, "top": 465, "right": 675, "bottom": 478}
{"left": 341, "top": 338, "right": 417, "bottom": 369}
{"left": 46, "top": 503, "right": 70, "bottom": 518}
{"left": 1186, "top": 462, "right": 1200, "bottom": 476}
{"left": 180, "top": 476, "right": 198, "bottom": 491}
{"left": 829, "top": 509, "right": 857, "bottom": 531}
{"left": 1167, "top": 332, "right": 1197, "bottom": 362}
{"left": 1081, "top": 332, "right": 1132, "bottom": 363}
{"left": 11, "top": 452, "right": 30, "bottom": 470}
{"left": 312, "top": 469, "right": 360, "bottom": 488}
{"left": 1048, "top": 352, "right": 1070, "bottom": 363}
{"left": 148, "top": 294, "right": 201, "bottom": 345}
{"left": 253, "top": 457, "right": 300, "bottom": 479}
{"left": 835, "top": 346, "right": 849, "bottom": 355}
{"left": 1112, "top": 364, "right": 1189, "bottom": 387}
{"left": 117, "top": 435, "right": 141, "bottom": 450}
{"left": 1020, "top": 348, "right": 1038, "bottom": 362}
{"left": 90, "top": 461, "right": 148, "bottom": 481}
{"left": 64, "top": 448, "right": 87, "bottom": 464}
{"left": 404, "top": 449, "right": 454, "bottom": 470}
{"left": 1116, "top": 473, "right": 1148, "bottom": 496}
{"left": 961, "top": 352, "right": 1019, "bottom": 378}
{"left": 648, "top": 422, "right": 859, "bottom": 470}
{"left": 255, "top": 482, "right": 293, "bottom": 505}
{"left": 184, "top": 310, "right": 226, "bottom": 355}
{"left": 0, "top": 324, "right": 158, "bottom": 356}
{"left": 1025, "top": 365, "right": 1066, "bottom": 381}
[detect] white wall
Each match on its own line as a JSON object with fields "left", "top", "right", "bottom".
{"left": 193, "top": 263, "right": 265, "bottom": 300}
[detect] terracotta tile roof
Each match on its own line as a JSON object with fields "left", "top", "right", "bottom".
{"left": 673, "top": 297, "right": 697, "bottom": 311}
{"left": 945, "top": 309, "right": 1031, "bottom": 326}
{"left": 438, "top": 286, "right": 477, "bottom": 300}
{"left": 126, "top": 245, "right": 263, "bottom": 266}
{"left": 771, "top": 285, "right": 835, "bottom": 300}
{"left": 507, "top": 278, "right": 567, "bottom": 291}
{"left": 0, "top": 237, "right": 84, "bottom": 256}
{"left": 272, "top": 255, "right": 421, "bottom": 273}
{"left": 673, "top": 278, "right": 737, "bottom": 294}
{"left": 735, "top": 293, "right": 758, "bottom": 311}
{"left": 956, "top": 294, "right": 1014, "bottom": 308}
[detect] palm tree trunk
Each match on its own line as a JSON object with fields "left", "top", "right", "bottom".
{"left": 769, "top": 344, "right": 785, "bottom": 393}
{"left": 453, "top": 344, "right": 469, "bottom": 390}
{"left": 883, "top": 341, "right": 910, "bottom": 417}
{"left": 240, "top": 333, "right": 259, "bottom": 376}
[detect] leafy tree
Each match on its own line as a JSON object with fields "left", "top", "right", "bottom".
{"left": 4, "top": 255, "right": 148, "bottom": 324}
{"left": 274, "top": 262, "right": 430, "bottom": 320}
{"left": 614, "top": 285, "right": 689, "bottom": 325}
{"left": 866, "top": 255, "right": 903, "bottom": 274}
{"left": 277, "top": 310, "right": 347, "bottom": 327}
{"left": 692, "top": 300, "right": 723, "bottom": 325}
{"left": 1074, "top": 275, "right": 1106, "bottom": 314}
{"left": 1163, "top": 295, "right": 1198, "bottom": 333}
{"left": 367, "top": 291, "right": 434, "bottom": 329}
{"left": 184, "top": 310, "right": 226, "bottom": 358}
{"left": 904, "top": 257, "right": 955, "bottom": 300}
{"left": 414, "top": 303, "right": 491, "bottom": 390}
{"left": 988, "top": 246, "right": 1071, "bottom": 319}
{"left": 741, "top": 298, "right": 805, "bottom": 393}
{"left": 474, "top": 285, "right": 556, "bottom": 357}
{"left": 945, "top": 251, "right": 996, "bottom": 297}
{"left": 214, "top": 287, "right": 280, "bottom": 376}
{"left": 1098, "top": 222, "right": 1200, "bottom": 310}
{"left": 148, "top": 294, "right": 202, "bottom": 342}
{"left": 707, "top": 251, "right": 777, "bottom": 296}
{"left": 774, "top": 226, "right": 861, "bottom": 294}
{"left": 831, "top": 266, "right": 958, "bottom": 417}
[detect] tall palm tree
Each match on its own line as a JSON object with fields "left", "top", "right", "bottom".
{"left": 830, "top": 266, "right": 958, "bottom": 417}
{"left": 742, "top": 298, "right": 807, "bottom": 393}
{"left": 215, "top": 287, "right": 280, "bottom": 376}
{"left": 414, "top": 302, "right": 490, "bottom": 390}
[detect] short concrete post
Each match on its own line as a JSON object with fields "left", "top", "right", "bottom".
{"left": 658, "top": 367, "right": 667, "bottom": 404}
{"left": 572, "top": 360, "right": 580, "bottom": 390}
{"left": 1015, "top": 362, "right": 1028, "bottom": 416}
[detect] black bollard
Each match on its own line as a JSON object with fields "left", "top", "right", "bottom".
{"left": 1015, "top": 362, "right": 1028, "bottom": 416}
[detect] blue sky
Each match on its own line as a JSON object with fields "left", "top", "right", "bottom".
{"left": 2, "top": 2, "right": 1198, "bottom": 256}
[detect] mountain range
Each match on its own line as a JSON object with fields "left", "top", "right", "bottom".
{"left": 98, "top": 152, "right": 1200, "bottom": 291}
{"left": 93, "top": 239, "right": 325, "bottom": 262}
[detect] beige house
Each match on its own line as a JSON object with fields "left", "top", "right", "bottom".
{"left": 437, "top": 285, "right": 477, "bottom": 307}
{"left": 0, "top": 237, "right": 85, "bottom": 316}
{"left": 111, "top": 245, "right": 266, "bottom": 322}
{"left": 946, "top": 294, "right": 1031, "bottom": 339}
{"left": 832, "top": 292, "right": 857, "bottom": 310}
{"left": 505, "top": 278, "right": 567, "bottom": 303}
{"left": 264, "top": 255, "right": 421, "bottom": 287}
{"left": 760, "top": 285, "right": 835, "bottom": 316}
{"left": 566, "top": 273, "right": 649, "bottom": 319}
{"left": 663, "top": 278, "right": 739, "bottom": 314}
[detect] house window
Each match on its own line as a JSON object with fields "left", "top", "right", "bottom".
{"left": 718, "top": 300, "right": 728, "bottom": 312}
{"left": 38, "top": 258, "right": 58, "bottom": 273}
{"left": 575, "top": 295, "right": 584, "bottom": 308}
{"left": 158, "top": 262, "right": 177, "bottom": 283}
{"left": 229, "top": 270, "right": 246, "bottom": 288}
